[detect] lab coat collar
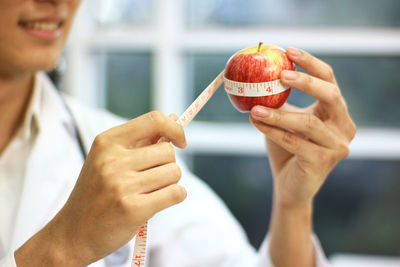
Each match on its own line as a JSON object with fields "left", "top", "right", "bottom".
{"left": 11, "top": 73, "right": 85, "bottom": 250}
{"left": 17, "top": 74, "right": 42, "bottom": 141}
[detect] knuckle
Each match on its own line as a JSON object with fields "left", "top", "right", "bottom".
{"left": 281, "top": 131, "right": 301, "bottom": 152}
{"left": 325, "top": 64, "right": 335, "bottom": 81}
{"left": 304, "top": 114, "right": 318, "bottom": 131}
{"left": 349, "top": 120, "right": 357, "bottom": 140}
{"left": 303, "top": 73, "right": 313, "bottom": 87}
{"left": 148, "top": 110, "right": 166, "bottom": 127}
{"left": 169, "top": 163, "right": 182, "bottom": 182}
{"left": 330, "top": 86, "right": 342, "bottom": 102}
{"left": 92, "top": 133, "right": 110, "bottom": 151}
{"left": 170, "top": 185, "right": 187, "bottom": 203}
{"left": 317, "top": 149, "right": 335, "bottom": 166}
{"left": 270, "top": 110, "right": 282, "bottom": 124}
{"left": 132, "top": 174, "right": 145, "bottom": 190}
{"left": 282, "top": 131, "right": 296, "bottom": 146}
{"left": 115, "top": 195, "right": 131, "bottom": 215}
{"left": 96, "top": 160, "right": 112, "bottom": 183}
{"left": 337, "top": 141, "right": 350, "bottom": 159}
{"left": 162, "top": 142, "right": 176, "bottom": 160}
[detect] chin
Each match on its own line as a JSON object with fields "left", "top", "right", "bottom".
{"left": 39, "top": 60, "right": 59, "bottom": 72}
{"left": 23, "top": 50, "right": 62, "bottom": 73}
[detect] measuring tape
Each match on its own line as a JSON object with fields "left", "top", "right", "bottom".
{"left": 224, "top": 77, "right": 289, "bottom": 97}
{"left": 131, "top": 223, "right": 147, "bottom": 266}
{"left": 131, "top": 71, "right": 225, "bottom": 267}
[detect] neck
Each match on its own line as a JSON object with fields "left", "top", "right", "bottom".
{"left": 0, "top": 72, "right": 35, "bottom": 154}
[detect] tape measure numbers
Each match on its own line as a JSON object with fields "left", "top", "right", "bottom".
{"left": 224, "top": 77, "right": 290, "bottom": 97}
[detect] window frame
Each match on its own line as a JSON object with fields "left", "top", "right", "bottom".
{"left": 63, "top": 0, "right": 400, "bottom": 160}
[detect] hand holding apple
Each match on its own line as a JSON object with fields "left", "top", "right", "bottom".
{"left": 250, "top": 47, "right": 357, "bottom": 207}
{"left": 247, "top": 47, "right": 357, "bottom": 267}
{"left": 224, "top": 42, "right": 295, "bottom": 112}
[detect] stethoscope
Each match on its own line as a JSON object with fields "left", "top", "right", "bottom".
{"left": 60, "top": 94, "right": 88, "bottom": 160}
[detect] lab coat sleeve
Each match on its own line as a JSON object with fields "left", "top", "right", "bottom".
{"left": 147, "top": 158, "right": 332, "bottom": 267}
{"left": 312, "top": 234, "right": 332, "bottom": 267}
{"left": 0, "top": 252, "right": 17, "bottom": 267}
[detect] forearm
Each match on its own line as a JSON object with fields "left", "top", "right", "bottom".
{"left": 14, "top": 217, "right": 82, "bottom": 267}
{"left": 268, "top": 196, "right": 315, "bottom": 267}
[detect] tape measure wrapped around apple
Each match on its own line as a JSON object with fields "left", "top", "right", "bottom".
{"left": 224, "top": 42, "right": 295, "bottom": 112}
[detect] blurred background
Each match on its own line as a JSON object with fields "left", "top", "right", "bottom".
{"left": 59, "top": 0, "right": 400, "bottom": 265}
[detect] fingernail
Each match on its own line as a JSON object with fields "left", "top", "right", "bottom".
{"left": 252, "top": 106, "right": 269, "bottom": 118}
{"left": 287, "top": 47, "right": 301, "bottom": 57}
{"left": 281, "top": 70, "right": 297, "bottom": 80}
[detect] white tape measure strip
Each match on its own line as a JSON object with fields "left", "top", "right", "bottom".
{"left": 224, "top": 77, "right": 289, "bottom": 97}
{"left": 132, "top": 222, "right": 147, "bottom": 267}
{"left": 178, "top": 71, "right": 225, "bottom": 127}
{"left": 131, "top": 70, "right": 225, "bottom": 267}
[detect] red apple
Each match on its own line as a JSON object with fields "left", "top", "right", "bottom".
{"left": 224, "top": 43, "right": 295, "bottom": 112}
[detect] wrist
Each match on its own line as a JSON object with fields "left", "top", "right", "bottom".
{"left": 272, "top": 193, "right": 314, "bottom": 221}
{"left": 275, "top": 199, "right": 313, "bottom": 213}
{"left": 273, "top": 182, "right": 316, "bottom": 211}
{"left": 269, "top": 195, "right": 315, "bottom": 267}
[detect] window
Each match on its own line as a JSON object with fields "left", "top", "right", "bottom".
{"left": 63, "top": 0, "right": 400, "bottom": 259}
{"left": 187, "top": 0, "right": 400, "bottom": 28}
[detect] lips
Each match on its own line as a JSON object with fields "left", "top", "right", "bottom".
{"left": 18, "top": 18, "right": 64, "bottom": 40}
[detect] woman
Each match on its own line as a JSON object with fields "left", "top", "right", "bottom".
{"left": 0, "top": 0, "right": 356, "bottom": 266}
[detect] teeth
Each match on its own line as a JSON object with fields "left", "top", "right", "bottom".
{"left": 24, "top": 22, "right": 59, "bottom": 31}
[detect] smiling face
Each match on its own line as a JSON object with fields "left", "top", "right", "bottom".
{"left": 0, "top": 0, "right": 81, "bottom": 76}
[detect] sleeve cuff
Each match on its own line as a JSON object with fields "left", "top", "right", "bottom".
{"left": 311, "top": 234, "right": 332, "bottom": 267}
{"left": 0, "top": 252, "right": 17, "bottom": 267}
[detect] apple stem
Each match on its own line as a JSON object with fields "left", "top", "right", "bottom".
{"left": 257, "top": 42, "right": 263, "bottom": 52}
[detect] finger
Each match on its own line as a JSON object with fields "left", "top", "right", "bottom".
{"left": 129, "top": 142, "right": 176, "bottom": 171}
{"left": 279, "top": 102, "right": 304, "bottom": 113}
{"left": 251, "top": 105, "right": 338, "bottom": 148}
{"left": 250, "top": 116, "right": 322, "bottom": 160}
{"left": 286, "top": 47, "right": 337, "bottom": 84}
{"left": 135, "top": 136, "right": 160, "bottom": 148}
{"left": 281, "top": 70, "right": 347, "bottom": 115}
{"left": 130, "top": 163, "right": 182, "bottom": 194}
{"left": 169, "top": 113, "right": 179, "bottom": 121}
{"left": 156, "top": 114, "right": 180, "bottom": 144}
{"left": 109, "top": 111, "right": 187, "bottom": 149}
{"left": 264, "top": 137, "right": 292, "bottom": 175}
{"left": 143, "top": 184, "right": 187, "bottom": 216}
{"left": 136, "top": 113, "right": 179, "bottom": 147}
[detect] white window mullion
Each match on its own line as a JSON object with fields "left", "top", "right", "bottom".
{"left": 184, "top": 122, "right": 400, "bottom": 160}
{"left": 180, "top": 27, "right": 400, "bottom": 55}
{"left": 152, "top": 0, "right": 186, "bottom": 115}
{"left": 64, "top": 1, "right": 101, "bottom": 108}
{"left": 85, "top": 27, "right": 400, "bottom": 56}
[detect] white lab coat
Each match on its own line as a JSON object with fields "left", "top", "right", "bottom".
{"left": 0, "top": 73, "right": 330, "bottom": 267}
